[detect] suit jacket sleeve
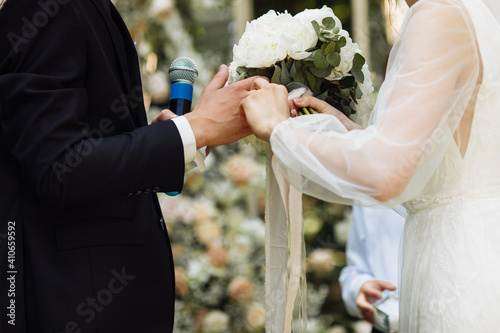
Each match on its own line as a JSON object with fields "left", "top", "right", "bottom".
{"left": 0, "top": 0, "right": 185, "bottom": 209}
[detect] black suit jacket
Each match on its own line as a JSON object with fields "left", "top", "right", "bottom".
{"left": 0, "top": 0, "right": 184, "bottom": 331}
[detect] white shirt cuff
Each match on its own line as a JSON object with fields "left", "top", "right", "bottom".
{"left": 171, "top": 116, "right": 197, "bottom": 163}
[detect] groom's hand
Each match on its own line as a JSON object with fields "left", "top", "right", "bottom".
{"left": 184, "top": 65, "right": 265, "bottom": 148}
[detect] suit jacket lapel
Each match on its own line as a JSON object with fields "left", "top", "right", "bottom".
{"left": 89, "top": 0, "right": 132, "bottom": 94}
{"left": 109, "top": 3, "right": 149, "bottom": 127}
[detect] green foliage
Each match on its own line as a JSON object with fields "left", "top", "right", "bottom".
{"left": 235, "top": 17, "right": 367, "bottom": 119}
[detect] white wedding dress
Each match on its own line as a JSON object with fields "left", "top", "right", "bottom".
{"left": 269, "top": 0, "right": 500, "bottom": 331}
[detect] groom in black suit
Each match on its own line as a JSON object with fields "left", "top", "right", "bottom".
{"left": 0, "top": 0, "right": 257, "bottom": 331}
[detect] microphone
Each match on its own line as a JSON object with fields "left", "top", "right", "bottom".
{"left": 168, "top": 57, "right": 198, "bottom": 116}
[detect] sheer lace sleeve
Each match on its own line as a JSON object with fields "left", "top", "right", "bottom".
{"left": 270, "top": 0, "right": 481, "bottom": 207}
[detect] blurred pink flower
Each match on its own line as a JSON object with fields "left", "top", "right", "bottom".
{"left": 174, "top": 267, "right": 189, "bottom": 298}
{"left": 208, "top": 247, "right": 230, "bottom": 268}
{"left": 223, "top": 155, "right": 259, "bottom": 186}
{"left": 228, "top": 276, "right": 254, "bottom": 304}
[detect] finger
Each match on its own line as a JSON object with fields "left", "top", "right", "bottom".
{"left": 362, "top": 308, "right": 374, "bottom": 324}
{"left": 356, "top": 298, "right": 373, "bottom": 310}
{"left": 251, "top": 77, "right": 270, "bottom": 90}
{"left": 290, "top": 109, "right": 297, "bottom": 118}
{"left": 204, "top": 64, "right": 230, "bottom": 92}
{"left": 229, "top": 75, "right": 270, "bottom": 94}
{"left": 374, "top": 280, "right": 398, "bottom": 291}
{"left": 293, "top": 95, "right": 334, "bottom": 113}
{"left": 152, "top": 109, "right": 177, "bottom": 124}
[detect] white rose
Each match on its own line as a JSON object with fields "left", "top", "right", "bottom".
{"left": 202, "top": 310, "right": 230, "bottom": 333}
{"left": 294, "top": 5, "right": 342, "bottom": 31}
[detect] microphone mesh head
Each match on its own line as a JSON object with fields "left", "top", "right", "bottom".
{"left": 169, "top": 57, "right": 198, "bottom": 84}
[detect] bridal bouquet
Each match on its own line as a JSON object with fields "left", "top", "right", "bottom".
{"left": 229, "top": 6, "right": 373, "bottom": 125}
{"left": 229, "top": 7, "right": 374, "bottom": 332}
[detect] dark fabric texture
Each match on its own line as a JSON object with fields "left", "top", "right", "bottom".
{"left": 0, "top": 0, "right": 184, "bottom": 331}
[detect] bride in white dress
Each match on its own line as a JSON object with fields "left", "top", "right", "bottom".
{"left": 241, "top": 0, "right": 500, "bottom": 331}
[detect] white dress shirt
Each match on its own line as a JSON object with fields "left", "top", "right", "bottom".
{"left": 339, "top": 206, "right": 405, "bottom": 318}
{"left": 171, "top": 116, "right": 197, "bottom": 163}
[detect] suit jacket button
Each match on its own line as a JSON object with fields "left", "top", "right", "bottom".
{"left": 135, "top": 190, "right": 142, "bottom": 195}
{"left": 144, "top": 188, "right": 152, "bottom": 194}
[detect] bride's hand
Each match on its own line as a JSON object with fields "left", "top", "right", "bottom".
{"left": 240, "top": 78, "right": 290, "bottom": 142}
{"left": 292, "top": 95, "right": 363, "bottom": 131}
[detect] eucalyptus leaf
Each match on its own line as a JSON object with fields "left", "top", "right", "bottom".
{"left": 325, "top": 42, "right": 336, "bottom": 55}
{"left": 335, "top": 92, "right": 351, "bottom": 102}
{"left": 342, "top": 105, "right": 352, "bottom": 117}
{"left": 319, "top": 35, "right": 330, "bottom": 43}
{"left": 340, "top": 88, "right": 351, "bottom": 97}
{"left": 314, "top": 50, "right": 329, "bottom": 69}
{"left": 321, "top": 32, "right": 335, "bottom": 40}
{"left": 336, "top": 37, "right": 347, "bottom": 51}
{"left": 294, "top": 69, "right": 306, "bottom": 83}
{"left": 353, "top": 53, "right": 365, "bottom": 69}
{"left": 306, "top": 71, "right": 316, "bottom": 88}
{"left": 237, "top": 66, "right": 246, "bottom": 75}
{"left": 352, "top": 68, "right": 364, "bottom": 83}
{"left": 257, "top": 68, "right": 271, "bottom": 77}
{"left": 316, "top": 90, "right": 329, "bottom": 100}
{"left": 355, "top": 85, "right": 363, "bottom": 99}
{"left": 247, "top": 68, "right": 257, "bottom": 77}
{"left": 281, "top": 61, "right": 292, "bottom": 85}
{"left": 237, "top": 72, "right": 246, "bottom": 81}
{"left": 332, "top": 27, "right": 340, "bottom": 34}
{"left": 322, "top": 17, "right": 335, "bottom": 30}
{"left": 310, "top": 66, "right": 331, "bottom": 78}
{"left": 290, "top": 62, "right": 297, "bottom": 78}
{"left": 350, "top": 101, "right": 358, "bottom": 113}
{"left": 304, "top": 52, "right": 315, "bottom": 62}
{"left": 311, "top": 20, "right": 320, "bottom": 36}
{"left": 271, "top": 64, "right": 281, "bottom": 84}
{"left": 326, "top": 53, "right": 341, "bottom": 67}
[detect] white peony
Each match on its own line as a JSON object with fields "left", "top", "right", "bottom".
{"left": 232, "top": 9, "right": 318, "bottom": 68}
{"left": 232, "top": 10, "right": 291, "bottom": 68}
{"left": 228, "top": 61, "right": 240, "bottom": 84}
{"left": 294, "top": 5, "right": 342, "bottom": 31}
{"left": 359, "top": 63, "right": 374, "bottom": 102}
{"left": 279, "top": 17, "right": 317, "bottom": 61}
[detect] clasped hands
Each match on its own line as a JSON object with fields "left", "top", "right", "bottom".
{"left": 153, "top": 64, "right": 361, "bottom": 148}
